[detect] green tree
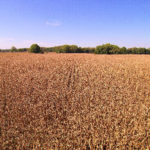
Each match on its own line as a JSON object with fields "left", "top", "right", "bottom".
{"left": 62, "top": 45, "right": 70, "bottom": 53}
{"left": 95, "top": 43, "right": 120, "bottom": 54}
{"left": 145, "top": 48, "right": 150, "bottom": 54}
{"left": 11, "top": 46, "right": 17, "bottom": 52}
{"left": 119, "top": 47, "right": 127, "bottom": 54}
{"left": 28, "top": 44, "right": 41, "bottom": 53}
{"left": 69, "top": 45, "right": 78, "bottom": 53}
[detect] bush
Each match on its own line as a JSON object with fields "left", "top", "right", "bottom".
{"left": 41, "top": 47, "right": 53, "bottom": 53}
{"left": 146, "top": 48, "right": 150, "bottom": 54}
{"left": 9, "top": 43, "right": 150, "bottom": 54}
{"left": 18, "top": 48, "right": 28, "bottom": 52}
{"left": 61, "top": 45, "right": 70, "bottom": 53}
{"left": 28, "top": 44, "right": 42, "bottom": 53}
{"left": 127, "top": 47, "right": 149, "bottom": 54}
{"left": 119, "top": 47, "right": 127, "bottom": 54}
{"left": 69, "top": 45, "right": 79, "bottom": 53}
{"left": 53, "top": 45, "right": 79, "bottom": 53}
{"left": 81, "top": 47, "right": 95, "bottom": 53}
{"left": 95, "top": 43, "right": 120, "bottom": 54}
{"left": 11, "top": 46, "right": 17, "bottom": 52}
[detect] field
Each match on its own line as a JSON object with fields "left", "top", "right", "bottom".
{"left": 0, "top": 53, "right": 150, "bottom": 149}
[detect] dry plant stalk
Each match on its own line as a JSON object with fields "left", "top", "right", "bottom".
{"left": 0, "top": 52, "right": 150, "bottom": 149}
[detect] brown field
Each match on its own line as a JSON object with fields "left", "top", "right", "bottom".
{"left": 0, "top": 53, "right": 150, "bottom": 149}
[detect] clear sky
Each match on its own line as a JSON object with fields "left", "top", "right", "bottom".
{"left": 0, "top": 0, "right": 150, "bottom": 49}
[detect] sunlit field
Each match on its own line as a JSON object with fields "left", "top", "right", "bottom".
{"left": 0, "top": 53, "right": 150, "bottom": 149}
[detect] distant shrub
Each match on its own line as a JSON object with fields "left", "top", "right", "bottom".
{"left": 119, "top": 47, "right": 127, "bottom": 54}
{"left": 69, "top": 45, "right": 79, "bottom": 53}
{"left": 146, "top": 48, "right": 150, "bottom": 54}
{"left": 127, "top": 47, "right": 149, "bottom": 54}
{"left": 11, "top": 46, "right": 17, "bottom": 52}
{"left": 6, "top": 43, "right": 150, "bottom": 54}
{"left": 28, "top": 44, "right": 42, "bottom": 53}
{"left": 18, "top": 48, "right": 28, "bottom": 52}
{"left": 53, "top": 45, "right": 79, "bottom": 53}
{"left": 81, "top": 47, "right": 95, "bottom": 53}
{"left": 61, "top": 45, "right": 70, "bottom": 53}
{"left": 41, "top": 47, "right": 53, "bottom": 53}
{"left": 95, "top": 45, "right": 150, "bottom": 54}
{"left": 95, "top": 43, "right": 120, "bottom": 54}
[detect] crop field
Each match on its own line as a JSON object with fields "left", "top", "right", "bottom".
{"left": 0, "top": 53, "right": 150, "bottom": 149}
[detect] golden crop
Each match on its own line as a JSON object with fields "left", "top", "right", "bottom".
{"left": 0, "top": 53, "right": 150, "bottom": 149}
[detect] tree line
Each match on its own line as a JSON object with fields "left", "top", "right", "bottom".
{"left": 1, "top": 43, "right": 150, "bottom": 54}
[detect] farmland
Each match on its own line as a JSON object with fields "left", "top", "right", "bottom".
{"left": 0, "top": 53, "right": 150, "bottom": 149}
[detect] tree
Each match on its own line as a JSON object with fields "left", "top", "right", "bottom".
{"left": 11, "top": 46, "right": 17, "bottom": 52}
{"left": 54, "top": 45, "right": 78, "bottom": 53}
{"left": 120, "top": 47, "right": 127, "bottom": 54}
{"left": 69, "top": 45, "right": 78, "bottom": 53}
{"left": 81, "top": 47, "right": 95, "bottom": 53}
{"left": 145, "top": 48, "right": 150, "bottom": 54}
{"left": 95, "top": 43, "right": 120, "bottom": 54}
{"left": 61, "top": 45, "right": 70, "bottom": 53}
{"left": 18, "top": 48, "right": 28, "bottom": 52}
{"left": 28, "top": 44, "right": 41, "bottom": 53}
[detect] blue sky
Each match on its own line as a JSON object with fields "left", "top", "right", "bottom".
{"left": 0, "top": 0, "right": 150, "bottom": 49}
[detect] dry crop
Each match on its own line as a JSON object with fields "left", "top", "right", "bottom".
{"left": 0, "top": 53, "right": 150, "bottom": 149}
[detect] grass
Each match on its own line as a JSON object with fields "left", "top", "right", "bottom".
{"left": 0, "top": 52, "right": 150, "bottom": 149}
